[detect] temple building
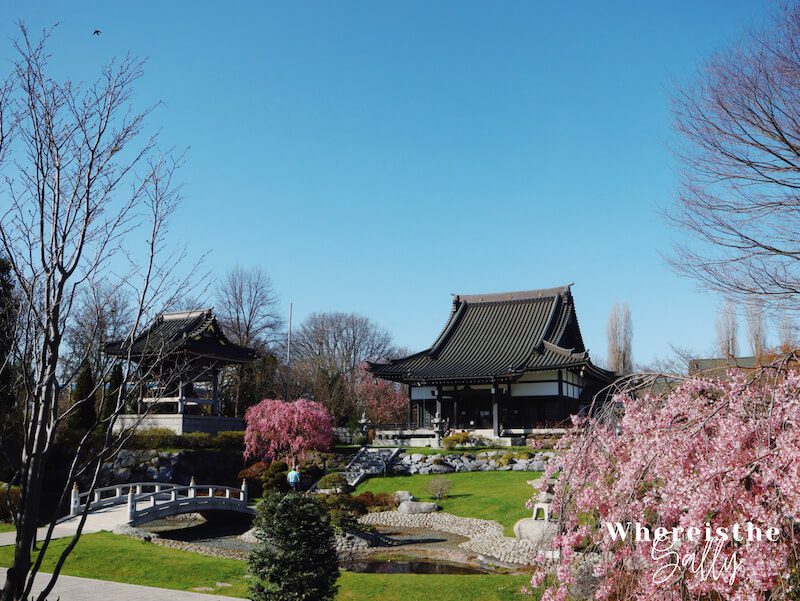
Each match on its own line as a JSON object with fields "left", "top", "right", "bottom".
{"left": 368, "top": 285, "right": 615, "bottom": 439}
{"left": 105, "top": 309, "right": 259, "bottom": 434}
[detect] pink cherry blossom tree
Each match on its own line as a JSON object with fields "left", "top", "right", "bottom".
{"left": 529, "top": 370, "right": 800, "bottom": 601}
{"left": 355, "top": 364, "right": 407, "bottom": 424}
{"left": 244, "top": 398, "right": 334, "bottom": 462}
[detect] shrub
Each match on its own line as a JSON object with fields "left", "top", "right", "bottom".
{"left": 352, "top": 491, "right": 397, "bottom": 511}
{"left": 128, "top": 427, "right": 180, "bottom": 449}
{"left": 442, "top": 431, "right": 487, "bottom": 450}
{"left": 183, "top": 432, "right": 212, "bottom": 449}
{"left": 213, "top": 430, "right": 244, "bottom": 449}
{"left": 262, "top": 461, "right": 290, "bottom": 494}
{"left": 316, "top": 472, "right": 351, "bottom": 493}
{"left": 239, "top": 461, "right": 268, "bottom": 481}
{"left": 249, "top": 493, "right": 339, "bottom": 601}
{"left": 0, "top": 484, "right": 20, "bottom": 522}
{"left": 427, "top": 476, "right": 452, "bottom": 500}
{"left": 496, "top": 453, "right": 512, "bottom": 467}
{"left": 319, "top": 493, "right": 370, "bottom": 532}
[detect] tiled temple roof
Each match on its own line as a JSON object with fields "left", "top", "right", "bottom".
{"left": 368, "top": 286, "right": 614, "bottom": 385}
{"left": 105, "top": 309, "right": 259, "bottom": 364}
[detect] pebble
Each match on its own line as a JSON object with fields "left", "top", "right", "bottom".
{"left": 359, "top": 510, "right": 540, "bottom": 565}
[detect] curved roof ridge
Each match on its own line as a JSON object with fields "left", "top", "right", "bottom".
{"left": 455, "top": 284, "right": 572, "bottom": 305}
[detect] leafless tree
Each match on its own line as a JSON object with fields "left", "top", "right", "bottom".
{"left": 606, "top": 303, "right": 633, "bottom": 375}
{"left": 287, "top": 311, "right": 395, "bottom": 424}
{"left": 215, "top": 266, "right": 282, "bottom": 349}
{"left": 63, "top": 285, "right": 132, "bottom": 378}
{"left": 670, "top": 5, "right": 800, "bottom": 311}
{"left": 716, "top": 301, "right": 739, "bottom": 358}
{"left": 214, "top": 266, "right": 282, "bottom": 416}
{"left": 0, "top": 26, "right": 195, "bottom": 601}
{"left": 745, "top": 302, "right": 767, "bottom": 357}
{"left": 779, "top": 314, "right": 798, "bottom": 352}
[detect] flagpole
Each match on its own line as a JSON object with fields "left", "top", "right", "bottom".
{"left": 284, "top": 302, "right": 292, "bottom": 401}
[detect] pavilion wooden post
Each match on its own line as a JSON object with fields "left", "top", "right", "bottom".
{"left": 492, "top": 380, "right": 500, "bottom": 437}
{"left": 211, "top": 368, "right": 219, "bottom": 416}
{"left": 453, "top": 388, "right": 459, "bottom": 430}
{"left": 407, "top": 386, "right": 413, "bottom": 429}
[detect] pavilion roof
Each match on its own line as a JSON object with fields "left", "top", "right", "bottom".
{"left": 368, "top": 285, "right": 615, "bottom": 385}
{"left": 105, "top": 309, "right": 260, "bottom": 365}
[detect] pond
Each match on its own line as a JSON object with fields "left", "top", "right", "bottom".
{"left": 343, "top": 560, "right": 488, "bottom": 575}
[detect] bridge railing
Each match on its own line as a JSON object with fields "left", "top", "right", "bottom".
{"left": 69, "top": 478, "right": 249, "bottom": 522}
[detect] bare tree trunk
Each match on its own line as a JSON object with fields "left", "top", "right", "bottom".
{"left": 716, "top": 302, "right": 739, "bottom": 358}
{"left": 607, "top": 303, "right": 633, "bottom": 375}
{"left": 0, "top": 26, "right": 196, "bottom": 601}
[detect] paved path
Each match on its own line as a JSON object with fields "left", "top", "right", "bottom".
{"left": 0, "top": 568, "right": 237, "bottom": 600}
{"left": 0, "top": 505, "right": 129, "bottom": 547}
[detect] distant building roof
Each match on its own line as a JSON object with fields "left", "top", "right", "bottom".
{"left": 368, "top": 285, "right": 615, "bottom": 385}
{"left": 687, "top": 356, "right": 758, "bottom": 377}
{"left": 105, "top": 309, "right": 259, "bottom": 364}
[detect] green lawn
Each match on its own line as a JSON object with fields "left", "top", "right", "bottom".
{"left": 0, "top": 523, "right": 15, "bottom": 533}
{"left": 357, "top": 471, "right": 537, "bottom": 536}
{"left": 337, "top": 572, "right": 532, "bottom": 601}
{"left": 0, "top": 532, "right": 533, "bottom": 600}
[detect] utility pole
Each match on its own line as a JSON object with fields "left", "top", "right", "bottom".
{"left": 284, "top": 302, "right": 292, "bottom": 401}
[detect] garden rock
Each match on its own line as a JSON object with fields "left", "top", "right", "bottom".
{"left": 397, "top": 500, "right": 439, "bottom": 514}
{"left": 394, "top": 490, "right": 414, "bottom": 503}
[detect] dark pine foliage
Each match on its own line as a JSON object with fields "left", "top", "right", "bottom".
{"left": 68, "top": 359, "right": 97, "bottom": 433}
{"left": 102, "top": 363, "right": 125, "bottom": 420}
{"left": 248, "top": 492, "right": 339, "bottom": 601}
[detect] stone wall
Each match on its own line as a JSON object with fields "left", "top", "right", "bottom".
{"left": 96, "top": 448, "right": 246, "bottom": 488}
{"left": 392, "top": 450, "right": 553, "bottom": 475}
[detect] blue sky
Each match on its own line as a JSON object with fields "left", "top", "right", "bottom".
{"left": 2, "top": 1, "right": 775, "bottom": 366}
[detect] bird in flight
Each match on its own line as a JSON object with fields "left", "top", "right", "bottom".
{"left": 93, "top": 30, "right": 101, "bottom": 36}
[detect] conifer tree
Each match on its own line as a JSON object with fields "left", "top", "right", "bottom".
{"left": 248, "top": 493, "right": 339, "bottom": 601}
{"left": 69, "top": 359, "right": 97, "bottom": 434}
{"left": 102, "top": 363, "right": 125, "bottom": 420}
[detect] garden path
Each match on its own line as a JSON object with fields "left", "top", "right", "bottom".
{"left": 0, "top": 505, "right": 129, "bottom": 547}
{"left": 0, "top": 567, "right": 236, "bottom": 600}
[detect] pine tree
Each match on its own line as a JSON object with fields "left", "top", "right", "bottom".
{"left": 102, "top": 363, "right": 125, "bottom": 420}
{"left": 248, "top": 493, "right": 339, "bottom": 601}
{"left": 69, "top": 359, "right": 97, "bottom": 434}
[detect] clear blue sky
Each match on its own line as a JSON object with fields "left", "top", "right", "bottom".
{"left": 2, "top": 1, "right": 775, "bottom": 366}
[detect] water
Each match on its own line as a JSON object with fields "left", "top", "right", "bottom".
{"left": 142, "top": 516, "right": 254, "bottom": 552}
{"left": 344, "top": 560, "right": 487, "bottom": 575}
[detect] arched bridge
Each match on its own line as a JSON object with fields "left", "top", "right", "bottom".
{"left": 67, "top": 479, "right": 254, "bottom": 527}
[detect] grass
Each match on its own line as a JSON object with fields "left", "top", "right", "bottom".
{"left": 0, "top": 532, "right": 250, "bottom": 597}
{"left": 336, "top": 572, "right": 532, "bottom": 601}
{"left": 0, "top": 523, "right": 14, "bottom": 533}
{"left": 357, "top": 471, "right": 538, "bottom": 536}
{"left": 0, "top": 532, "right": 535, "bottom": 600}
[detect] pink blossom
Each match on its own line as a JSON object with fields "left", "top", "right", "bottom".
{"left": 531, "top": 372, "right": 800, "bottom": 600}
{"left": 243, "top": 398, "right": 334, "bottom": 462}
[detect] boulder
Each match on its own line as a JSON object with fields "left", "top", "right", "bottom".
{"left": 410, "top": 453, "right": 426, "bottom": 463}
{"left": 397, "top": 500, "right": 439, "bottom": 514}
{"left": 513, "top": 518, "right": 556, "bottom": 544}
{"left": 429, "top": 463, "right": 454, "bottom": 474}
{"left": 116, "top": 450, "right": 137, "bottom": 468}
{"left": 394, "top": 490, "right": 414, "bottom": 503}
{"left": 239, "top": 527, "right": 259, "bottom": 544}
